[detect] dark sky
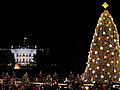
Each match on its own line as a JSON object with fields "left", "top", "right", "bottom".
{"left": 0, "top": 1, "right": 120, "bottom": 73}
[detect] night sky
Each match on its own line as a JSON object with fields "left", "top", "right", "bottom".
{"left": 0, "top": 1, "right": 120, "bottom": 74}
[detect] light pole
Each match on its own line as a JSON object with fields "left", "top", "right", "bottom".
{"left": 24, "top": 37, "right": 27, "bottom": 46}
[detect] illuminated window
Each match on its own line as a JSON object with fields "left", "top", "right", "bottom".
{"left": 23, "top": 53, "right": 25, "bottom": 57}
{"left": 23, "top": 59, "right": 25, "bottom": 63}
{"left": 17, "top": 53, "right": 18, "bottom": 57}
{"left": 29, "top": 54, "right": 31, "bottom": 57}
{"left": 17, "top": 59, "right": 18, "bottom": 62}
{"left": 26, "top": 53, "right": 28, "bottom": 57}
{"left": 26, "top": 59, "right": 28, "bottom": 63}
{"left": 19, "top": 53, "right": 21, "bottom": 57}
{"left": 29, "top": 59, "right": 31, "bottom": 62}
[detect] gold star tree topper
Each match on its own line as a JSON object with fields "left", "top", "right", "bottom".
{"left": 102, "top": 2, "right": 109, "bottom": 9}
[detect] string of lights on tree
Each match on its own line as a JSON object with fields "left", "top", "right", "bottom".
{"left": 81, "top": 2, "right": 120, "bottom": 83}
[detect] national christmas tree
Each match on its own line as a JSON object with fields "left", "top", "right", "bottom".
{"left": 81, "top": 2, "right": 120, "bottom": 83}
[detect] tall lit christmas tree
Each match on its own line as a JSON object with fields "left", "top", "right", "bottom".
{"left": 81, "top": 2, "right": 120, "bottom": 83}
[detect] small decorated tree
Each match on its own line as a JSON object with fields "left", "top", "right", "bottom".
{"left": 22, "top": 72, "right": 30, "bottom": 87}
{"left": 3, "top": 72, "right": 10, "bottom": 84}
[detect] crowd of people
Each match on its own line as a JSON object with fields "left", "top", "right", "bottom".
{"left": 0, "top": 71, "right": 120, "bottom": 90}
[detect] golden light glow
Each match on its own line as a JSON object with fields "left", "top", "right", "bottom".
{"left": 111, "top": 52, "right": 114, "bottom": 55}
{"left": 117, "top": 60, "right": 119, "bottom": 64}
{"left": 92, "top": 70, "right": 95, "bottom": 74}
{"left": 103, "top": 31, "right": 106, "bottom": 35}
{"left": 96, "top": 66, "right": 100, "bottom": 70}
{"left": 101, "top": 75, "right": 104, "bottom": 78}
{"left": 95, "top": 51, "right": 98, "bottom": 54}
{"left": 107, "top": 63, "right": 110, "bottom": 67}
{"left": 100, "top": 46, "right": 103, "bottom": 50}
{"left": 109, "top": 21, "right": 111, "bottom": 24}
{"left": 111, "top": 35, "right": 113, "bottom": 37}
{"left": 109, "top": 28, "right": 111, "bottom": 31}
{"left": 114, "top": 69, "right": 117, "bottom": 73}
{"left": 100, "top": 28, "right": 102, "bottom": 30}
{"left": 92, "top": 59, "right": 95, "bottom": 62}
{"left": 109, "top": 44, "right": 112, "bottom": 47}
{"left": 104, "top": 42, "right": 107, "bottom": 44}
{"left": 98, "top": 37, "right": 101, "bottom": 40}
{"left": 14, "top": 63, "right": 20, "bottom": 69}
{"left": 104, "top": 56, "right": 107, "bottom": 59}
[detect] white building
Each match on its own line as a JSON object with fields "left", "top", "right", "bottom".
{"left": 11, "top": 46, "right": 37, "bottom": 66}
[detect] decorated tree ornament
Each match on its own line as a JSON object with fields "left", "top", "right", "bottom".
{"left": 105, "top": 13, "right": 107, "bottom": 16}
{"left": 114, "top": 31, "right": 117, "bottom": 33}
{"left": 103, "top": 31, "right": 106, "bottom": 35}
{"left": 100, "top": 28, "right": 102, "bottom": 30}
{"left": 81, "top": 76, "right": 84, "bottom": 80}
{"left": 111, "top": 52, "right": 114, "bottom": 55}
{"left": 95, "top": 33, "right": 98, "bottom": 36}
{"left": 101, "top": 75, "right": 104, "bottom": 79}
{"left": 100, "top": 22, "right": 102, "bottom": 25}
{"left": 103, "top": 17, "right": 106, "bottom": 19}
{"left": 94, "top": 43, "right": 96, "bottom": 45}
{"left": 97, "top": 24, "right": 99, "bottom": 27}
{"left": 117, "top": 60, "right": 119, "bottom": 64}
{"left": 92, "top": 59, "right": 95, "bottom": 62}
{"left": 96, "top": 61, "right": 98, "bottom": 64}
{"left": 109, "top": 28, "right": 111, "bottom": 31}
{"left": 109, "top": 21, "right": 111, "bottom": 24}
{"left": 102, "top": 69, "right": 105, "bottom": 71}
{"left": 109, "top": 44, "right": 112, "bottom": 47}
{"left": 104, "top": 56, "right": 107, "bottom": 59}
{"left": 95, "top": 51, "right": 98, "bottom": 54}
{"left": 114, "top": 69, "right": 117, "bottom": 73}
{"left": 114, "top": 39, "right": 117, "bottom": 42}
{"left": 104, "top": 42, "right": 107, "bottom": 44}
{"left": 95, "top": 75, "right": 97, "bottom": 77}
{"left": 107, "top": 50, "right": 109, "bottom": 52}
{"left": 107, "top": 63, "right": 110, "bottom": 67}
{"left": 98, "top": 37, "right": 101, "bottom": 40}
{"left": 104, "top": 80, "right": 107, "bottom": 83}
{"left": 109, "top": 75, "right": 111, "bottom": 78}
{"left": 92, "top": 70, "right": 95, "bottom": 74}
{"left": 106, "top": 37, "right": 109, "bottom": 39}
{"left": 100, "top": 46, "right": 103, "bottom": 50}
{"left": 88, "top": 64, "right": 90, "bottom": 67}
{"left": 90, "top": 50, "right": 92, "bottom": 54}
{"left": 97, "top": 58, "right": 100, "bottom": 60}
{"left": 96, "top": 66, "right": 100, "bottom": 70}
{"left": 111, "top": 35, "right": 113, "bottom": 38}
{"left": 91, "top": 77, "right": 93, "bottom": 81}
{"left": 102, "top": 2, "right": 109, "bottom": 9}
{"left": 89, "top": 68, "right": 91, "bottom": 70}
{"left": 116, "top": 46, "right": 118, "bottom": 49}
{"left": 111, "top": 61, "right": 114, "bottom": 63}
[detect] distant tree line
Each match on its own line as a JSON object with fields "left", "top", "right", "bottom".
{"left": 0, "top": 50, "right": 14, "bottom": 67}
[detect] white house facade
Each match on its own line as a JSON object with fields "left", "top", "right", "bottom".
{"left": 11, "top": 46, "right": 37, "bottom": 66}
